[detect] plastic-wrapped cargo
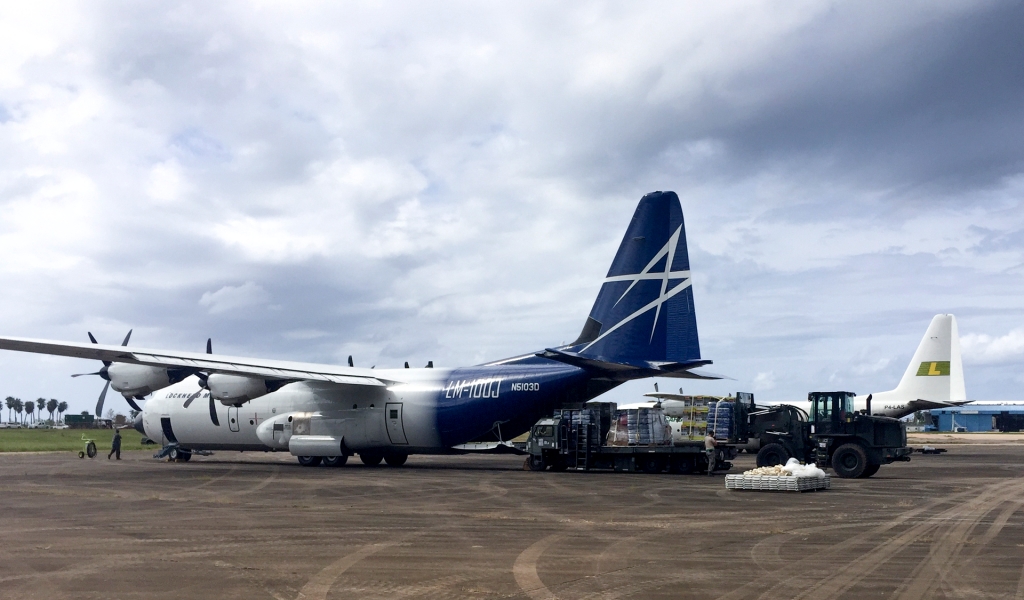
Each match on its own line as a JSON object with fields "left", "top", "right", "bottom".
{"left": 611, "top": 407, "right": 672, "bottom": 447}
{"left": 606, "top": 412, "right": 630, "bottom": 446}
{"left": 707, "top": 400, "right": 734, "bottom": 440}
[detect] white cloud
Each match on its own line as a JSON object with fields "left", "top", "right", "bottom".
{"left": 752, "top": 371, "right": 776, "bottom": 392}
{"left": 962, "top": 329, "right": 1024, "bottom": 365}
{"left": 199, "top": 282, "right": 270, "bottom": 315}
{"left": 852, "top": 357, "right": 891, "bottom": 376}
{"left": 0, "top": 2, "right": 1022, "bottom": 414}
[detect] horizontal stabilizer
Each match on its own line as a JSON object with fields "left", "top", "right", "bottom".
{"left": 537, "top": 348, "right": 718, "bottom": 381}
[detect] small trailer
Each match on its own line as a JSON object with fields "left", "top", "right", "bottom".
{"left": 524, "top": 403, "right": 737, "bottom": 474}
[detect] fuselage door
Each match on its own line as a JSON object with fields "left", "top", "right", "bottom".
{"left": 228, "top": 406, "right": 240, "bottom": 432}
{"left": 160, "top": 417, "right": 178, "bottom": 445}
{"left": 385, "top": 402, "right": 408, "bottom": 445}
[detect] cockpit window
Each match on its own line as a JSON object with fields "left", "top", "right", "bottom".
{"left": 534, "top": 425, "right": 554, "bottom": 437}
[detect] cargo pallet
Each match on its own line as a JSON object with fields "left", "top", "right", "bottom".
{"left": 724, "top": 474, "right": 831, "bottom": 492}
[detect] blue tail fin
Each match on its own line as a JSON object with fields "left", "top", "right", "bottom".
{"left": 567, "top": 191, "right": 701, "bottom": 366}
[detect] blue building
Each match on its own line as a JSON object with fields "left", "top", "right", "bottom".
{"left": 930, "top": 405, "right": 1024, "bottom": 432}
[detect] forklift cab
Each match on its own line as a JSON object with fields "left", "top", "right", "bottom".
{"left": 809, "top": 391, "right": 856, "bottom": 435}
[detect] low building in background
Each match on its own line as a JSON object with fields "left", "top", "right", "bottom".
{"left": 930, "top": 405, "right": 1024, "bottom": 432}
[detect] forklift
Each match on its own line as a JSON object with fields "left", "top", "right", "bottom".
{"left": 747, "top": 391, "right": 911, "bottom": 478}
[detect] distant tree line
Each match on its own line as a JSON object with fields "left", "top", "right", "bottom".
{"left": 4, "top": 397, "right": 68, "bottom": 424}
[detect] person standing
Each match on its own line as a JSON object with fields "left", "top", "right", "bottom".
{"left": 704, "top": 433, "right": 718, "bottom": 476}
{"left": 108, "top": 429, "right": 122, "bottom": 460}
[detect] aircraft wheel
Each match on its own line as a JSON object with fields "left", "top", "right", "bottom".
{"left": 297, "top": 456, "right": 323, "bottom": 467}
{"left": 322, "top": 455, "right": 348, "bottom": 467}
{"left": 526, "top": 455, "right": 547, "bottom": 471}
{"left": 177, "top": 450, "right": 192, "bottom": 462}
{"left": 756, "top": 443, "right": 790, "bottom": 467}
{"left": 859, "top": 463, "right": 880, "bottom": 478}
{"left": 359, "top": 452, "right": 383, "bottom": 467}
{"left": 86, "top": 441, "right": 97, "bottom": 459}
{"left": 384, "top": 454, "right": 408, "bottom": 467}
{"left": 832, "top": 443, "right": 868, "bottom": 478}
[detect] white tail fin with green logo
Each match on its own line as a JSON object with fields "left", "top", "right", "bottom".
{"left": 893, "top": 314, "right": 966, "bottom": 403}
{"left": 856, "top": 314, "right": 967, "bottom": 417}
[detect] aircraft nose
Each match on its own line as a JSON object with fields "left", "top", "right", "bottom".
{"left": 133, "top": 412, "right": 146, "bottom": 435}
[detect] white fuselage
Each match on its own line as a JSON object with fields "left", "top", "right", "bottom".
{"left": 141, "top": 371, "right": 454, "bottom": 454}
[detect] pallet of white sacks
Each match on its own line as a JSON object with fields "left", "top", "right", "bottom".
{"left": 724, "top": 474, "right": 831, "bottom": 492}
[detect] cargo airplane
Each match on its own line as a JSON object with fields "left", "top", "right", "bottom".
{"left": 0, "top": 192, "right": 722, "bottom": 466}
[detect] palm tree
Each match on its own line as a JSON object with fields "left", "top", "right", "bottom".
{"left": 35, "top": 398, "right": 46, "bottom": 423}
{"left": 14, "top": 398, "right": 23, "bottom": 424}
{"left": 25, "top": 400, "right": 35, "bottom": 424}
{"left": 5, "top": 397, "right": 13, "bottom": 423}
{"left": 47, "top": 399, "right": 58, "bottom": 422}
{"left": 57, "top": 401, "right": 68, "bottom": 423}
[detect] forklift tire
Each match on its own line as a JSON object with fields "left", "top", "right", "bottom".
{"left": 859, "top": 463, "right": 880, "bottom": 478}
{"left": 526, "top": 455, "right": 547, "bottom": 471}
{"left": 756, "top": 443, "right": 790, "bottom": 467}
{"left": 832, "top": 443, "right": 868, "bottom": 478}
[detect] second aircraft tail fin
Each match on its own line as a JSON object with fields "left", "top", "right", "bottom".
{"left": 892, "top": 314, "right": 967, "bottom": 403}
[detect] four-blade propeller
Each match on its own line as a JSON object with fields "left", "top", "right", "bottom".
{"left": 71, "top": 330, "right": 136, "bottom": 416}
{"left": 182, "top": 338, "right": 219, "bottom": 426}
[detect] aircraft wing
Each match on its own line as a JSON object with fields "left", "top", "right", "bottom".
{"left": 0, "top": 336, "right": 389, "bottom": 386}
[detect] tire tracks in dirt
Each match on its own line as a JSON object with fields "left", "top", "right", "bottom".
{"left": 894, "top": 480, "right": 1024, "bottom": 600}
{"left": 791, "top": 478, "right": 1024, "bottom": 600}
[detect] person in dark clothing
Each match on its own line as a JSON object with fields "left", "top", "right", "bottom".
{"left": 108, "top": 429, "right": 122, "bottom": 460}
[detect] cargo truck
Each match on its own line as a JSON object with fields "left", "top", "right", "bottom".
{"left": 525, "top": 391, "right": 910, "bottom": 478}
{"left": 524, "top": 403, "right": 738, "bottom": 473}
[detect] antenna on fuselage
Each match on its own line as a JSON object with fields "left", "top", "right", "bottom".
{"left": 426, "top": 361, "right": 433, "bottom": 368}
{"left": 348, "top": 355, "right": 354, "bottom": 367}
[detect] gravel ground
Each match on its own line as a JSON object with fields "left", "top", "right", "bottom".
{"left": 1, "top": 446, "right": 1022, "bottom": 599}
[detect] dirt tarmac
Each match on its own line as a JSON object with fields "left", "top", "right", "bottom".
{"left": 1, "top": 446, "right": 1023, "bottom": 599}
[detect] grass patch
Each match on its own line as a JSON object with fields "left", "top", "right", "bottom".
{"left": 0, "top": 428, "right": 152, "bottom": 453}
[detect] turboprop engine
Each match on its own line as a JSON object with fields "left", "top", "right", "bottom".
{"left": 206, "top": 374, "right": 271, "bottom": 405}
{"left": 106, "top": 363, "right": 174, "bottom": 397}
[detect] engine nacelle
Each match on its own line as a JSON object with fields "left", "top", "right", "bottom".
{"left": 207, "top": 374, "right": 269, "bottom": 405}
{"left": 107, "top": 364, "right": 171, "bottom": 398}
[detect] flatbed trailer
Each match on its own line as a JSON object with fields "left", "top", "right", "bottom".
{"left": 525, "top": 404, "right": 737, "bottom": 474}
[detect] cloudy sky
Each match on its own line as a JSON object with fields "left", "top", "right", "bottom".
{"left": 1, "top": 1, "right": 1022, "bottom": 417}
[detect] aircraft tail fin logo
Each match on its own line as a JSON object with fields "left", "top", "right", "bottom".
{"left": 916, "top": 361, "right": 951, "bottom": 376}
{"left": 567, "top": 191, "right": 700, "bottom": 366}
